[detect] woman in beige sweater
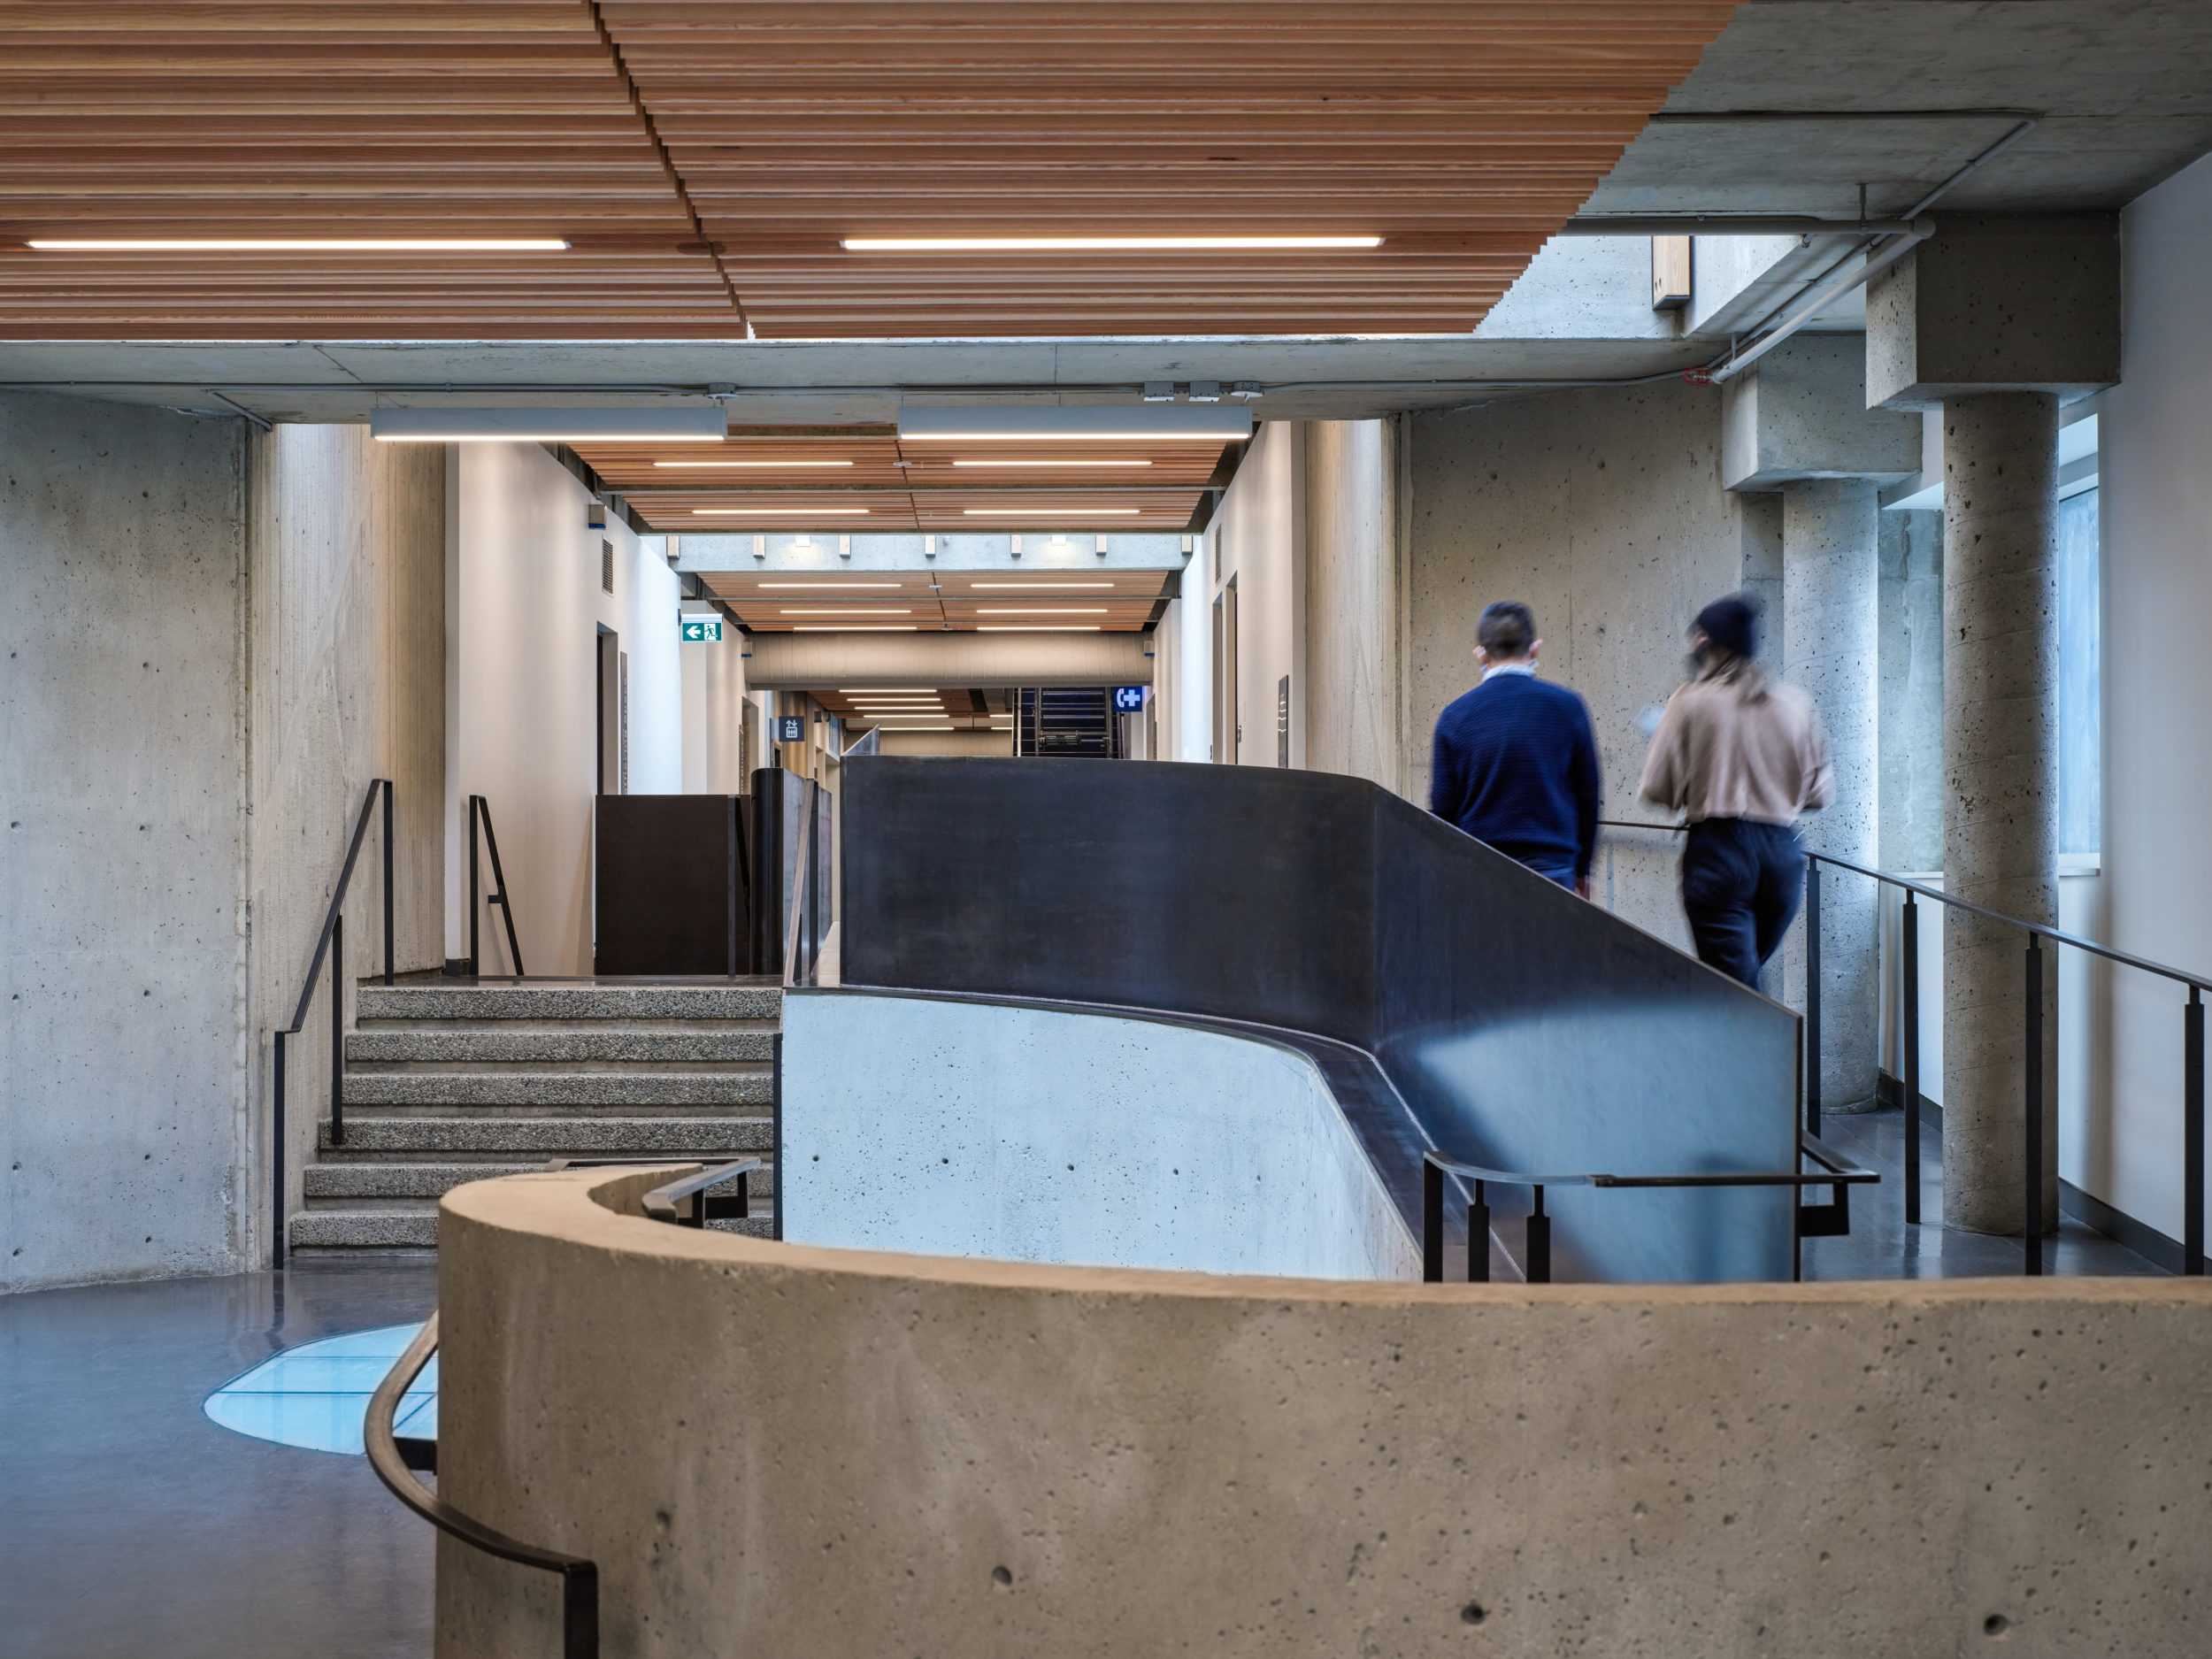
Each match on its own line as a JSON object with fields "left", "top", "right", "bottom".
{"left": 1639, "top": 595, "right": 1833, "bottom": 988}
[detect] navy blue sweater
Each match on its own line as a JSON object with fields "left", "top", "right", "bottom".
{"left": 1428, "top": 672, "right": 1601, "bottom": 878}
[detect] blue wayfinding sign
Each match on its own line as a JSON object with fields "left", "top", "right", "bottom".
{"left": 1113, "top": 686, "right": 1146, "bottom": 713}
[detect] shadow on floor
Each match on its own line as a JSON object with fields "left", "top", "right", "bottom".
{"left": 0, "top": 1256, "right": 438, "bottom": 1659}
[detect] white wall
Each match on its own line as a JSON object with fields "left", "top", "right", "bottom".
{"left": 782, "top": 991, "right": 1419, "bottom": 1280}
{"left": 2096, "top": 149, "right": 2212, "bottom": 1243}
{"left": 679, "top": 611, "right": 750, "bottom": 794}
{"left": 446, "top": 443, "right": 684, "bottom": 976}
{"left": 1209, "top": 420, "right": 1305, "bottom": 769}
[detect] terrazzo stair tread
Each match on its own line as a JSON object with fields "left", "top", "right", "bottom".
{"left": 348, "top": 1028, "right": 774, "bottom": 1064}
{"left": 356, "top": 984, "right": 781, "bottom": 1022}
{"left": 341, "top": 1071, "right": 771, "bottom": 1107}
{"left": 348, "top": 1056, "right": 770, "bottom": 1075}
{"left": 303, "top": 1162, "right": 543, "bottom": 1199}
{"left": 323, "top": 1106, "right": 774, "bottom": 1133}
{"left": 351, "top": 1018, "right": 779, "bottom": 1038}
{"left": 318, "top": 1116, "right": 773, "bottom": 1153}
{"left": 288, "top": 1210, "right": 440, "bottom": 1250}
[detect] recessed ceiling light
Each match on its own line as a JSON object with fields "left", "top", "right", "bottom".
{"left": 791, "top": 625, "right": 917, "bottom": 631}
{"left": 975, "top": 626, "right": 1104, "bottom": 632}
{"left": 950, "top": 459, "right": 1152, "bottom": 468}
{"left": 779, "top": 609, "right": 912, "bottom": 616}
{"left": 900, "top": 407, "right": 1250, "bottom": 443}
{"left": 975, "top": 608, "right": 1110, "bottom": 615}
{"left": 873, "top": 725, "right": 957, "bottom": 731}
{"left": 842, "top": 236, "right": 1381, "bottom": 251}
{"left": 835, "top": 687, "right": 937, "bottom": 693}
{"left": 656, "top": 459, "right": 854, "bottom": 468}
{"left": 964, "top": 509, "right": 1141, "bottom": 517}
{"left": 30, "top": 238, "right": 572, "bottom": 252}
{"left": 966, "top": 582, "right": 1117, "bottom": 589}
{"left": 764, "top": 583, "right": 903, "bottom": 589}
{"left": 693, "top": 508, "right": 870, "bottom": 517}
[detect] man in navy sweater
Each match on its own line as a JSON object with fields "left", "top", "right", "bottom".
{"left": 1428, "top": 602, "right": 1601, "bottom": 893}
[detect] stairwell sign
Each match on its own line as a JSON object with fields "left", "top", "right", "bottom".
{"left": 680, "top": 617, "right": 723, "bottom": 643}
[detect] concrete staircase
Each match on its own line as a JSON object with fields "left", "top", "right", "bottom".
{"left": 291, "top": 980, "right": 780, "bottom": 1253}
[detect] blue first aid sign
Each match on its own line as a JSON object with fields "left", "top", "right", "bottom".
{"left": 680, "top": 618, "right": 723, "bottom": 643}
{"left": 1112, "top": 686, "right": 1146, "bottom": 713}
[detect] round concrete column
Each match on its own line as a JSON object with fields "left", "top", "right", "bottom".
{"left": 1941, "top": 391, "right": 2059, "bottom": 1235}
{"left": 1782, "top": 477, "right": 1881, "bottom": 1112}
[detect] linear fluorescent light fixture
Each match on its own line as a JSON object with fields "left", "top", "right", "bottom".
{"left": 976, "top": 626, "right": 1104, "bottom": 632}
{"left": 793, "top": 626, "right": 917, "bottom": 632}
{"left": 976, "top": 608, "right": 1110, "bottom": 615}
{"left": 842, "top": 236, "right": 1380, "bottom": 251}
{"left": 764, "top": 582, "right": 903, "bottom": 589}
{"left": 656, "top": 459, "right": 853, "bottom": 468}
{"left": 30, "top": 238, "right": 571, "bottom": 252}
{"left": 899, "top": 406, "right": 1251, "bottom": 444}
{"left": 950, "top": 459, "right": 1151, "bottom": 468}
{"left": 693, "top": 508, "right": 870, "bottom": 517}
{"left": 968, "top": 582, "right": 1115, "bottom": 589}
{"left": 371, "top": 407, "right": 724, "bottom": 443}
{"left": 780, "top": 609, "right": 912, "bottom": 616}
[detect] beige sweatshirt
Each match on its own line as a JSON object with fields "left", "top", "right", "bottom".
{"left": 1638, "top": 660, "right": 1833, "bottom": 826}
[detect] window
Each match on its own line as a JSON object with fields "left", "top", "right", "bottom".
{"left": 2056, "top": 487, "right": 2101, "bottom": 856}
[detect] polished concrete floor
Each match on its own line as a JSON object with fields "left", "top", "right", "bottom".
{"left": 1801, "top": 1107, "right": 2161, "bottom": 1279}
{"left": 0, "top": 1257, "right": 437, "bottom": 1659}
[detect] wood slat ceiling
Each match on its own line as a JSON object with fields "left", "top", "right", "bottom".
{"left": 0, "top": 1, "right": 1736, "bottom": 339}
{"left": 699, "top": 566, "right": 1171, "bottom": 633}
{"left": 568, "top": 424, "right": 1232, "bottom": 531}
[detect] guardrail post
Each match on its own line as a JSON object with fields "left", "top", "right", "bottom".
{"left": 272, "top": 1029, "right": 288, "bottom": 1269}
{"left": 1901, "top": 890, "right": 1921, "bottom": 1225}
{"left": 1468, "top": 1179, "right": 1491, "bottom": 1283}
{"left": 467, "top": 795, "right": 481, "bottom": 978}
{"left": 1525, "top": 1185, "right": 1551, "bottom": 1284}
{"left": 563, "top": 1563, "right": 599, "bottom": 1659}
{"left": 330, "top": 913, "right": 345, "bottom": 1146}
{"left": 381, "top": 778, "right": 395, "bottom": 987}
{"left": 1422, "top": 1156, "right": 1443, "bottom": 1283}
{"left": 1805, "top": 856, "right": 1822, "bottom": 1135}
{"left": 2024, "top": 937, "right": 2044, "bottom": 1276}
{"left": 2187, "top": 987, "right": 2204, "bottom": 1276}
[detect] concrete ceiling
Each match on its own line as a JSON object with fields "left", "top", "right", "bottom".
{"left": 1587, "top": 0, "right": 2212, "bottom": 219}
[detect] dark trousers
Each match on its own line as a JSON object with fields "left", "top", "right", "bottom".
{"left": 1681, "top": 818, "right": 1803, "bottom": 988}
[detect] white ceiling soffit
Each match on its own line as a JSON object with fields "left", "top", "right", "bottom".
{"left": 368, "top": 406, "right": 725, "bottom": 442}
{"left": 895, "top": 406, "right": 1252, "bottom": 443}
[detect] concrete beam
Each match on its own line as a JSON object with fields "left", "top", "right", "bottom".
{"left": 1866, "top": 215, "right": 2120, "bottom": 411}
{"left": 743, "top": 628, "right": 1152, "bottom": 690}
{"left": 1722, "top": 334, "right": 1920, "bottom": 490}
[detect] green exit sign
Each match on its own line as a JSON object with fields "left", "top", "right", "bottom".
{"left": 680, "top": 618, "right": 723, "bottom": 643}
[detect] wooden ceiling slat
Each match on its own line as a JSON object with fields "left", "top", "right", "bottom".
{"left": 0, "top": 0, "right": 1736, "bottom": 337}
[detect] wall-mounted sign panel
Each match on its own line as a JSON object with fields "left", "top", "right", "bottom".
{"left": 775, "top": 715, "right": 807, "bottom": 744}
{"left": 680, "top": 618, "right": 724, "bottom": 643}
{"left": 1113, "top": 686, "right": 1147, "bottom": 713}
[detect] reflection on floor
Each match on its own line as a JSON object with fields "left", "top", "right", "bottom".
{"left": 204, "top": 1322, "right": 436, "bottom": 1454}
{"left": 0, "top": 1257, "right": 438, "bottom": 1659}
{"left": 1802, "top": 1107, "right": 2162, "bottom": 1279}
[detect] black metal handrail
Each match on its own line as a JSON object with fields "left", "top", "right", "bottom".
{"left": 271, "top": 778, "right": 395, "bottom": 1267}
{"left": 1423, "top": 1135, "right": 1878, "bottom": 1284}
{"left": 465, "top": 793, "right": 525, "bottom": 978}
{"left": 1598, "top": 816, "right": 2209, "bottom": 1277}
{"left": 365, "top": 1314, "right": 598, "bottom": 1659}
{"left": 1803, "top": 847, "right": 2208, "bottom": 1279}
{"left": 642, "top": 1158, "right": 763, "bottom": 1226}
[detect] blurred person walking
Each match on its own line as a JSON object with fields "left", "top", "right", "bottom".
{"left": 1639, "top": 595, "right": 1832, "bottom": 987}
{"left": 1429, "top": 601, "right": 1601, "bottom": 893}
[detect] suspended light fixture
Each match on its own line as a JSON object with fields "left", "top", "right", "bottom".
{"left": 899, "top": 406, "right": 1250, "bottom": 443}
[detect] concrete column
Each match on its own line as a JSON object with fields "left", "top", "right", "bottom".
{"left": 1782, "top": 478, "right": 1881, "bottom": 1110}
{"left": 1941, "top": 391, "right": 2060, "bottom": 1234}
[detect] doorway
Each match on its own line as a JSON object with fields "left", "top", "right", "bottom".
{"left": 596, "top": 626, "right": 625, "bottom": 795}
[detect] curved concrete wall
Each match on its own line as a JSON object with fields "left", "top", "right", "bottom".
{"left": 436, "top": 1170, "right": 2212, "bottom": 1659}
{"left": 782, "top": 990, "right": 1418, "bottom": 1279}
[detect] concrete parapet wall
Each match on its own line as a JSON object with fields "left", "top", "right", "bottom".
{"left": 438, "top": 1169, "right": 2212, "bottom": 1658}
